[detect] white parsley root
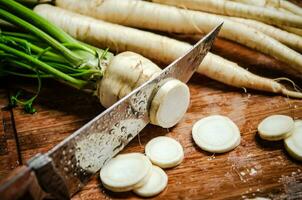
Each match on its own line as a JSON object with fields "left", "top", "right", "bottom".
{"left": 97, "top": 51, "right": 161, "bottom": 108}
{"left": 35, "top": 4, "right": 302, "bottom": 99}
{"left": 152, "top": 0, "right": 302, "bottom": 28}
{"left": 52, "top": 0, "right": 302, "bottom": 74}
{"left": 145, "top": 136, "right": 184, "bottom": 168}
{"left": 257, "top": 115, "right": 294, "bottom": 141}
{"left": 97, "top": 51, "right": 190, "bottom": 128}
{"left": 100, "top": 153, "right": 152, "bottom": 192}
{"left": 133, "top": 165, "right": 168, "bottom": 197}
{"left": 192, "top": 115, "right": 241, "bottom": 153}
{"left": 284, "top": 120, "right": 302, "bottom": 161}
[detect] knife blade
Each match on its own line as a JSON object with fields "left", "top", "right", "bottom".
{"left": 0, "top": 23, "right": 222, "bottom": 200}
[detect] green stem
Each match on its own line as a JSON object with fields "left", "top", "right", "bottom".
{"left": 7, "top": 59, "right": 41, "bottom": 72}
{"left": 2, "top": 35, "right": 67, "bottom": 63}
{"left": 15, "top": 0, "right": 51, "bottom": 8}
{"left": 0, "top": 8, "right": 84, "bottom": 67}
{"left": 3, "top": 70, "right": 52, "bottom": 78}
{"left": 0, "top": 43, "right": 87, "bottom": 89}
{"left": 46, "top": 62, "right": 86, "bottom": 73}
{"left": 0, "top": 0, "right": 75, "bottom": 43}
{"left": 2, "top": 31, "right": 41, "bottom": 42}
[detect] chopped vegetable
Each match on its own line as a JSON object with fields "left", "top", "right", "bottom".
{"left": 100, "top": 153, "right": 152, "bottom": 192}
{"left": 150, "top": 79, "right": 190, "bottom": 128}
{"left": 192, "top": 115, "right": 241, "bottom": 153}
{"left": 134, "top": 165, "right": 168, "bottom": 197}
{"left": 258, "top": 115, "right": 294, "bottom": 141}
{"left": 145, "top": 136, "right": 184, "bottom": 168}
{"left": 294, "top": 120, "right": 302, "bottom": 127}
{"left": 34, "top": 5, "right": 302, "bottom": 99}
{"left": 284, "top": 121, "right": 302, "bottom": 161}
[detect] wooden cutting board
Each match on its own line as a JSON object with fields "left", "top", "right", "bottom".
{"left": 1, "top": 71, "right": 302, "bottom": 199}
{"left": 1, "top": 0, "right": 302, "bottom": 198}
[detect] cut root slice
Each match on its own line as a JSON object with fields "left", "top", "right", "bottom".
{"left": 258, "top": 115, "right": 294, "bottom": 141}
{"left": 100, "top": 153, "right": 152, "bottom": 192}
{"left": 192, "top": 115, "right": 241, "bottom": 153}
{"left": 133, "top": 165, "right": 168, "bottom": 197}
{"left": 150, "top": 79, "right": 190, "bottom": 128}
{"left": 294, "top": 120, "right": 302, "bottom": 128}
{"left": 145, "top": 136, "right": 184, "bottom": 168}
{"left": 284, "top": 124, "right": 302, "bottom": 161}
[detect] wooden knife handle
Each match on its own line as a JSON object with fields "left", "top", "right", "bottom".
{"left": 0, "top": 165, "right": 46, "bottom": 200}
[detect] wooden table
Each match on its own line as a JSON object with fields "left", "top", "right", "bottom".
{"left": 1, "top": 0, "right": 302, "bottom": 199}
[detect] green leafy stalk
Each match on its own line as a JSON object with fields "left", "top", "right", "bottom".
{"left": 0, "top": 0, "right": 112, "bottom": 113}
{"left": 10, "top": 71, "right": 42, "bottom": 113}
{"left": 0, "top": 8, "right": 85, "bottom": 67}
{"left": 0, "top": 0, "right": 74, "bottom": 43}
{"left": 0, "top": 43, "right": 87, "bottom": 89}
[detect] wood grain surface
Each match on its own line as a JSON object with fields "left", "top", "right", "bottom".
{"left": 1, "top": 1, "right": 302, "bottom": 199}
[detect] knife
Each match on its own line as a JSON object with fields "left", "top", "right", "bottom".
{"left": 0, "top": 24, "right": 222, "bottom": 200}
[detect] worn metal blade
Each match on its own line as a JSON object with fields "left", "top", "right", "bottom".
{"left": 27, "top": 24, "right": 222, "bottom": 199}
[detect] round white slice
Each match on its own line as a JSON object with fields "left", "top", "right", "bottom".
{"left": 258, "top": 115, "right": 294, "bottom": 141}
{"left": 192, "top": 115, "right": 241, "bottom": 153}
{"left": 284, "top": 125, "right": 302, "bottom": 161}
{"left": 150, "top": 79, "right": 190, "bottom": 128}
{"left": 145, "top": 136, "right": 184, "bottom": 168}
{"left": 294, "top": 120, "right": 302, "bottom": 128}
{"left": 133, "top": 165, "right": 168, "bottom": 197}
{"left": 100, "top": 153, "right": 152, "bottom": 192}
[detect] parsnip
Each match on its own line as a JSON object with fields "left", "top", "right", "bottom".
{"left": 227, "top": 17, "right": 302, "bottom": 53}
{"left": 35, "top": 4, "right": 302, "bottom": 98}
{"left": 53, "top": 0, "right": 302, "bottom": 76}
{"left": 280, "top": 26, "right": 302, "bottom": 37}
{"left": 98, "top": 52, "right": 161, "bottom": 108}
{"left": 232, "top": 0, "right": 302, "bottom": 16}
{"left": 152, "top": 0, "right": 302, "bottom": 28}
{"left": 99, "top": 51, "right": 190, "bottom": 128}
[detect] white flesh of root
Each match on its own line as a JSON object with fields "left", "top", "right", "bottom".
{"left": 100, "top": 153, "right": 152, "bottom": 192}
{"left": 34, "top": 4, "right": 302, "bottom": 99}
{"left": 192, "top": 115, "right": 241, "bottom": 153}
{"left": 52, "top": 0, "right": 302, "bottom": 78}
{"left": 133, "top": 165, "right": 168, "bottom": 197}
{"left": 284, "top": 121, "right": 302, "bottom": 161}
{"left": 150, "top": 79, "right": 190, "bottom": 128}
{"left": 257, "top": 115, "right": 294, "bottom": 141}
{"left": 293, "top": 120, "right": 302, "bottom": 127}
{"left": 145, "top": 136, "right": 184, "bottom": 168}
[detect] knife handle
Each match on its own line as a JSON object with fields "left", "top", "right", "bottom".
{"left": 0, "top": 165, "right": 46, "bottom": 200}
